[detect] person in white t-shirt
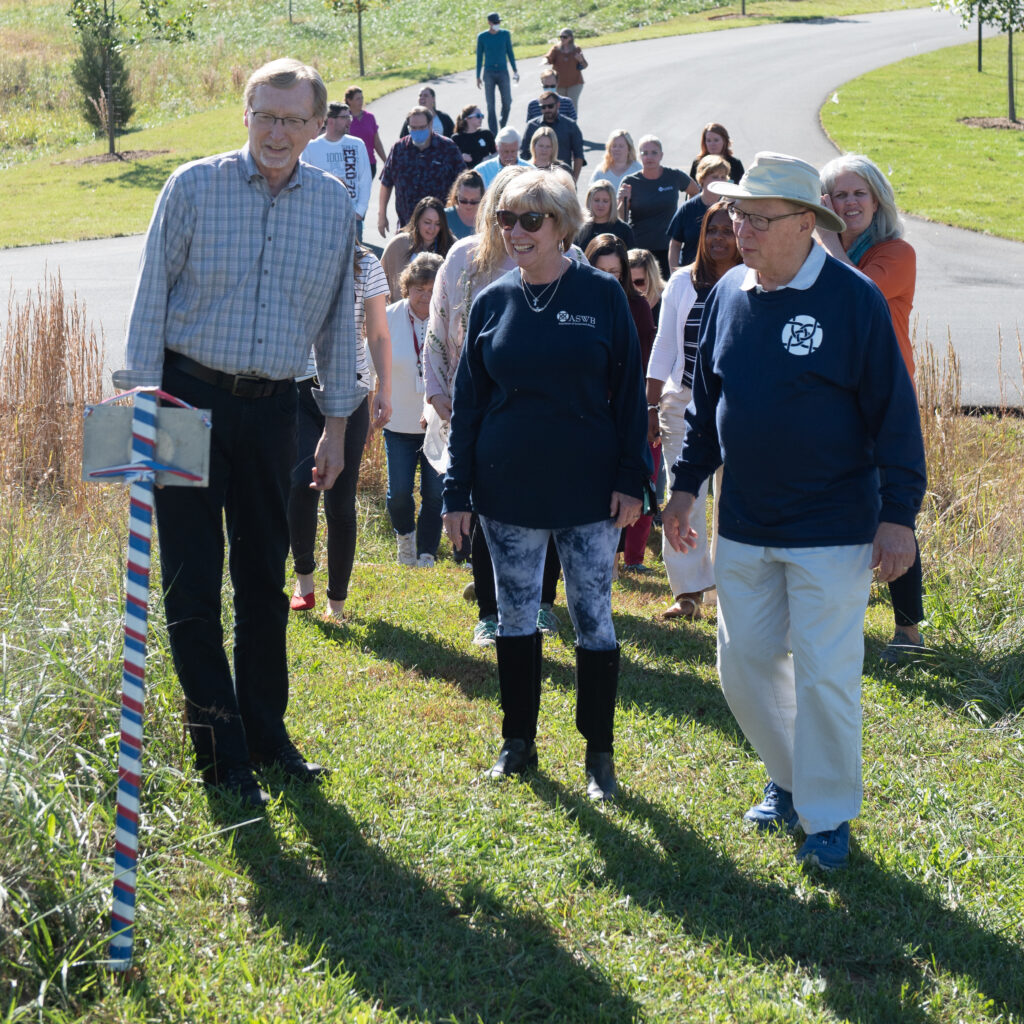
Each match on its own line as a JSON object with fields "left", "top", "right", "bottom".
{"left": 303, "top": 101, "right": 372, "bottom": 239}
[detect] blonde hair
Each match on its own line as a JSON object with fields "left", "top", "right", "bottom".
{"left": 627, "top": 248, "right": 665, "bottom": 307}
{"left": 529, "top": 125, "right": 559, "bottom": 165}
{"left": 244, "top": 58, "right": 327, "bottom": 122}
{"left": 695, "top": 154, "right": 730, "bottom": 184}
{"left": 600, "top": 129, "right": 636, "bottom": 171}
{"left": 469, "top": 165, "right": 529, "bottom": 279}
{"left": 584, "top": 181, "right": 619, "bottom": 225}
{"left": 500, "top": 168, "right": 584, "bottom": 247}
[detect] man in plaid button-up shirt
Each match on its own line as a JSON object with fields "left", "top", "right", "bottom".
{"left": 113, "top": 58, "right": 360, "bottom": 808}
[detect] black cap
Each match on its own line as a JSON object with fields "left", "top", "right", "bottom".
{"left": 487, "top": 11, "right": 500, "bottom": 23}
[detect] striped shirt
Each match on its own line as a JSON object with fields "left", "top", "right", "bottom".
{"left": 113, "top": 145, "right": 362, "bottom": 419}
{"left": 300, "top": 248, "right": 388, "bottom": 387}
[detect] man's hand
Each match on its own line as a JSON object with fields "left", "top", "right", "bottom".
{"left": 444, "top": 511, "right": 472, "bottom": 548}
{"left": 377, "top": 212, "right": 389, "bottom": 237}
{"left": 610, "top": 491, "right": 643, "bottom": 529}
{"left": 311, "top": 416, "right": 347, "bottom": 491}
{"left": 513, "top": 72, "right": 520, "bottom": 84}
{"left": 662, "top": 491, "right": 699, "bottom": 553}
{"left": 647, "top": 408, "right": 661, "bottom": 447}
{"left": 476, "top": 78, "right": 483, "bottom": 89}
{"left": 430, "top": 394, "right": 453, "bottom": 422}
{"left": 871, "top": 521, "right": 916, "bottom": 582}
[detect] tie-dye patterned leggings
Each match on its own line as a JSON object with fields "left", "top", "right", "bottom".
{"left": 480, "top": 516, "right": 620, "bottom": 650}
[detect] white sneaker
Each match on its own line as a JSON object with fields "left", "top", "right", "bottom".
{"left": 416, "top": 553, "right": 435, "bottom": 568}
{"left": 396, "top": 532, "right": 417, "bottom": 566}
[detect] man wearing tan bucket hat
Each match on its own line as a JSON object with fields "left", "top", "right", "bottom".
{"left": 662, "top": 152, "right": 926, "bottom": 870}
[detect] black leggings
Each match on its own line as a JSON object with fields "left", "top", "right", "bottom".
{"left": 287, "top": 382, "right": 370, "bottom": 601}
{"left": 888, "top": 536, "right": 924, "bottom": 628}
{"left": 471, "top": 515, "right": 560, "bottom": 620}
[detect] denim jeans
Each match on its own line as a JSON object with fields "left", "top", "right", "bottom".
{"left": 383, "top": 429, "right": 443, "bottom": 557}
{"left": 480, "top": 516, "right": 619, "bottom": 649}
{"left": 482, "top": 67, "right": 512, "bottom": 136}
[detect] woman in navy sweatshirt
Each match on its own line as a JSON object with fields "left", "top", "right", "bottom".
{"left": 442, "top": 170, "right": 650, "bottom": 800}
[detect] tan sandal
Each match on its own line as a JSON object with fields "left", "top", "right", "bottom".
{"left": 661, "top": 595, "right": 702, "bottom": 621}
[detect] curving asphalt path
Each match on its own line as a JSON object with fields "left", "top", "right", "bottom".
{"left": 2, "top": 7, "right": 1020, "bottom": 405}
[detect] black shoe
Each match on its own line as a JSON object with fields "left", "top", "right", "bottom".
{"left": 585, "top": 752, "right": 617, "bottom": 801}
{"left": 204, "top": 763, "right": 270, "bottom": 809}
{"left": 254, "top": 740, "right": 327, "bottom": 783}
{"left": 486, "top": 738, "right": 538, "bottom": 779}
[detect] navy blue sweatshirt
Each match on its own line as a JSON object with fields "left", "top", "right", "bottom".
{"left": 673, "top": 255, "right": 926, "bottom": 547}
{"left": 443, "top": 261, "right": 651, "bottom": 528}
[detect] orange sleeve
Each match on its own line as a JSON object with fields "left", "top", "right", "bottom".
{"left": 859, "top": 239, "right": 916, "bottom": 382}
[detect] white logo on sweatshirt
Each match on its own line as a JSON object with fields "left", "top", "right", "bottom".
{"left": 557, "top": 310, "right": 596, "bottom": 327}
{"left": 781, "top": 315, "right": 823, "bottom": 356}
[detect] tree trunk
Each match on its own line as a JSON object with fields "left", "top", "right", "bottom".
{"left": 978, "top": 16, "right": 982, "bottom": 72}
{"left": 357, "top": 5, "right": 365, "bottom": 77}
{"left": 1009, "top": 27, "right": 1017, "bottom": 123}
{"left": 105, "top": 46, "right": 115, "bottom": 156}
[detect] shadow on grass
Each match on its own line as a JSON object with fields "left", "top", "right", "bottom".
{"left": 219, "top": 786, "right": 642, "bottom": 1024}
{"left": 525, "top": 776, "right": 1024, "bottom": 1024}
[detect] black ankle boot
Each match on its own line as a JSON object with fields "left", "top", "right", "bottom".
{"left": 585, "top": 751, "right": 617, "bottom": 801}
{"left": 487, "top": 738, "right": 539, "bottom": 778}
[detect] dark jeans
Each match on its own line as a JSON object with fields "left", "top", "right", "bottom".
{"left": 287, "top": 381, "right": 369, "bottom": 601}
{"left": 155, "top": 361, "right": 297, "bottom": 774}
{"left": 889, "top": 537, "right": 924, "bottom": 627}
{"left": 472, "top": 516, "right": 560, "bottom": 620}
{"left": 482, "top": 67, "right": 512, "bottom": 136}
{"left": 383, "top": 429, "right": 443, "bottom": 557}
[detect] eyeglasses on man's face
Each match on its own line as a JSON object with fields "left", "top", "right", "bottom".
{"left": 496, "top": 210, "right": 554, "bottom": 232}
{"left": 249, "top": 110, "right": 316, "bottom": 132}
{"left": 727, "top": 204, "right": 808, "bottom": 232}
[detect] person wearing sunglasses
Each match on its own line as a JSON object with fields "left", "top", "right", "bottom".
{"left": 544, "top": 27, "right": 588, "bottom": 113}
{"left": 444, "top": 169, "right": 485, "bottom": 240}
{"left": 442, "top": 170, "right": 650, "bottom": 801}
{"left": 452, "top": 104, "right": 497, "bottom": 169}
{"left": 525, "top": 66, "right": 576, "bottom": 122}
{"left": 662, "top": 152, "right": 925, "bottom": 870}
{"left": 519, "top": 91, "right": 584, "bottom": 181}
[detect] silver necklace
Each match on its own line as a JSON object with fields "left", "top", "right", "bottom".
{"left": 519, "top": 258, "right": 568, "bottom": 313}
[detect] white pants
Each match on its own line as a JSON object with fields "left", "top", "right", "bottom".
{"left": 715, "top": 536, "right": 873, "bottom": 835}
{"left": 660, "top": 389, "right": 715, "bottom": 596}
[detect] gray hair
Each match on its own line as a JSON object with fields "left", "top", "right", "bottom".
{"left": 495, "top": 126, "right": 520, "bottom": 146}
{"left": 819, "top": 153, "right": 903, "bottom": 242}
{"left": 244, "top": 58, "right": 327, "bottom": 122}
{"left": 399, "top": 252, "right": 443, "bottom": 296}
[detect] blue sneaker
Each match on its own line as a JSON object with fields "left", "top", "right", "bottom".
{"left": 743, "top": 780, "right": 800, "bottom": 833}
{"left": 796, "top": 822, "right": 850, "bottom": 870}
{"left": 536, "top": 604, "right": 561, "bottom": 635}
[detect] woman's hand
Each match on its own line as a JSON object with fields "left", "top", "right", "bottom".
{"left": 430, "top": 394, "right": 453, "bottom": 422}
{"left": 370, "top": 391, "right": 392, "bottom": 432}
{"left": 609, "top": 491, "right": 643, "bottom": 528}
{"left": 444, "top": 511, "right": 472, "bottom": 548}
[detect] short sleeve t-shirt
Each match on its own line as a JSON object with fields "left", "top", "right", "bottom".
{"left": 623, "top": 168, "right": 692, "bottom": 252}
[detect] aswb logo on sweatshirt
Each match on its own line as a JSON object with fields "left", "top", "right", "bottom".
{"left": 556, "top": 310, "right": 596, "bottom": 328}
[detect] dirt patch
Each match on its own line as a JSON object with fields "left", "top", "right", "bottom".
{"left": 65, "top": 149, "right": 171, "bottom": 166}
{"left": 958, "top": 116, "right": 1024, "bottom": 131}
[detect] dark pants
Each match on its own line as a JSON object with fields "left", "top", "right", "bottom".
{"left": 288, "top": 382, "right": 369, "bottom": 601}
{"left": 383, "top": 429, "right": 444, "bottom": 557}
{"left": 472, "top": 516, "right": 560, "bottom": 621}
{"left": 889, "top": 537, "right": 924, "bottom": 627}
{"left": 156, "top": 362, "right": 297, "bottom": 774}
{"left": 482, "top": 67, "right": 512, "bottom": 136}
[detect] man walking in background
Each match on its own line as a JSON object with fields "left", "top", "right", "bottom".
{"left": 476, "top": 11, "right": 519, "bottom": 136}
{"left": 302, "top": 101, "right": 371, "bottom": 240}
{"left": 113, "top": 59, "right": 363, "bottom": 809}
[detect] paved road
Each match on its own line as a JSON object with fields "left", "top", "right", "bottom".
{"left": 3, "top": 8, "right": 1019, "bottom": 404}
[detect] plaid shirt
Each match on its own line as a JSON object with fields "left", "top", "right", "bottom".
{"left": 113, "top": 146, "right": 361, "bottom": 419}
{"left": 379, "top": 134, "right": 464, "bottom": 227}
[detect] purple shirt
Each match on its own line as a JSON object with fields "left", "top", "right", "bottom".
{"left": 348, "top": 109, "right": 380, "bottom": 168}
{"left": 380, "top": 134, "right": 464, "bottom": 227}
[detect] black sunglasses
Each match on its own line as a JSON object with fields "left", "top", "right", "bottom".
{"left": 496, "top": 210, "right": 553, "bottom": 232}
{"left": 540, "top": 102, "right": 557, "bottom": 110}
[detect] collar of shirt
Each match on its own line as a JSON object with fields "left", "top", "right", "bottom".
{"left": 740, "top": 240, "right": 825, "bottom": 293}
{"left": 240, "top": 143, "right": 306, "bottom": 193}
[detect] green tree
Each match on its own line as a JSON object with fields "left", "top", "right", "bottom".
{"left": 70, "top": 20, "right": 135, "bottom": 148}
{"left": 935, "top": 0, "right": 1024, "bottom": 120}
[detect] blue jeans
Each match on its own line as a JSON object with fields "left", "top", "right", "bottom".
{"left": 482, "top": 67, "right": 512, "bottom": 136}
{"left": 480, "top": 516, "right": 619, "bottom": 650}
{"left": 383, "top": 429, "right": 443, "bottom": 557}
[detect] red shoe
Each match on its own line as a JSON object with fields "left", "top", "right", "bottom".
{"left": 290, "top": 591, "right": 315, "bottom": 612}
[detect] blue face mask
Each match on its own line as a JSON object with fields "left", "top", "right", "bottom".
{"left": 409, "top": 127, "right": 431, "bottom": 145}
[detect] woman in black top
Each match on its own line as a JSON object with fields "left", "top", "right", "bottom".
{"left": 451, "top": 104, "right": 497, "bottom": 168}
{"left": 575, "top": 181, "right": 635, "bottom": 252}
{"left": 443, "top": 170, "right": 649, "bottom": 801}
{"left": 688, "top": 121, "right": 744, "bottom": 184}
{"left": 617, "top": 134, "right": 697, "bottom": 279}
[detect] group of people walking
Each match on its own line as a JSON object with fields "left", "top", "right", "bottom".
{"left": 115, "top": 52, "right": 928, "bottom": 876}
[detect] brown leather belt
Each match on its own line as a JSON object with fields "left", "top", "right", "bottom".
{"left": 165, "top": 350, "right": 294, "bottom": 399}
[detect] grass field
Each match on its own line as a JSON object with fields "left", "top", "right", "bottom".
{"left": 821, "top": 35, "right": 1024, "bottom": 242}
{"left": 2, "top": 299, "right": 1024, "bottom": 1021}
{"left": 0, "top": 0, "right": 933, "bottom": 247}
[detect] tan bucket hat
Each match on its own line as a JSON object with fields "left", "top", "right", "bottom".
{"left": 707, "top": 151, "right": 846, "bottom": 234}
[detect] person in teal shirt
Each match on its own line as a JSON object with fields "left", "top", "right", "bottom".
{"left": 476, "top": 12, "right": 519, "bottom": 136}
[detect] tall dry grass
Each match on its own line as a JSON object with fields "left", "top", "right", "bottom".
{"left": 0, "top": 274, "right": 104, "bottom": 511}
